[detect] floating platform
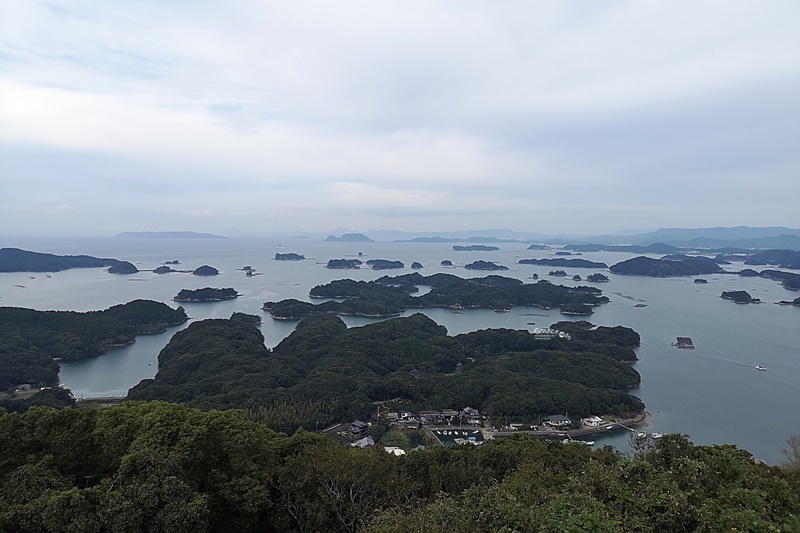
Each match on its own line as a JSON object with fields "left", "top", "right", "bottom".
{"left": 674, "top": 337, "right": 695, "bottom": 349}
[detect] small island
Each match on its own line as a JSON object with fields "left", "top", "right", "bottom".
{"left": 721, "top": 290, "right": 761, "bottom": 304}
{"left": 366, "top": 259, "right": 404, "bottom": 270}
{"left": 453, "top": 245, "right": 499, "bottom": 251}
{"left": 174, "top": 287, "right": 239, "bottom": 302}
{"left": 164, "top": 260, "right": 180, "bottom": 265}
{"left": 572, "top": 275, "right": 582, "bottom": 281}
{"left": 776, "top": 296, "right": 800, "bottom": 306}
{"left": 587, "top": 273, "right": 610, "bottom": 283}
{"left": 275, "top": 253, "right": 305, "bottom": 261}
{"left": 411, "top": 262, "right": 423, "bottom": 269}
{"left": 694, "top": 278, "right": 708, "bottom": 284}
{"left": 153, "top": 265, "right": 176, "bottom": 274}
{"left": 526, "top": 244, "right": 551, "bottom": 250}
{"left": 192, "top": 265, "right": 219, "bottom": 276}
{"left": 324, "top": 233, "right": 373, "bottom": 242}
{"left": 440, "top": 260, "right": 453, "bottom": 266}
{"left": 519, "top": 258, "right": 608, "bottom": 269}
{"left": 326, "top": 259, "right": 362, "bottom": 269}
{"left": 548, "top": 270, "right": 568, "bottom": 277}
{"left": 464, "top": 260, "right": 508, "bottom": 271}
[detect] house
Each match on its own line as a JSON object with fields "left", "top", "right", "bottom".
{"left": 441, "top": 409, "right": 458, "bottom": 418}
{"left": 419, "top": 410, "right": 445, "bottom": 424}
{"left": 351, "top": 436, "right": 375, "bottom": 448}
{"left": 543, "top": 415, "right": 572, "bottom": 428}
{"left": 350, "top": 420, "right": 370, "bottom": 436}
{"left": 581, "top": 416, "right": 603, "bottom": 427}
{"left": 409, "top": 368, "right": 421, "bottom": 378}
{"left": 383, "top": 446, "right": 406, "bottom": 456}
{"left": 386, "top": 412, "right": 399, "bottom": 421}
{"left": 15, "top": 384, "right": 32, "bottom": 391}
{"left": 462, "top": 407, "right": 480, "bottom": 418}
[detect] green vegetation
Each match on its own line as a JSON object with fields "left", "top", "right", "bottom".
{"left": 0, "top": 387, "right": 75, "bottom": 413}
{"left": 326, "top": 259, "right": 363, "bottom": 269}
{"left": 721, "top": 290, "right": 761, "bottom": 304}
{"left": 264, "top": 273, "right": 609, "bottom": 319}
{"left": 519, "top": 258, "right": 608, "bottom": 268}
{"left": 464, "top": 260, "right": 507, "bottom": 270}
{"left": 0, "top": 403, "right": 798, "bottom": 532}
{"left": 365, "top": 259, "right": 404, "bottom": 269}
{"left": 453, "top": 245, "right": 499, "bottom": 251}
{"left": 174, "top": 287, "right": 238, "bottom": 302}
{"left": 0, "top": 247, "right": 138, "bottom": 274}
{"left": 192, "top": 265, "right": 219, "bottom": 276}
{"left": 275, "top": 253, "right": 305, "bottom": 261}
{"left": 610, "top": 256, "right": 724, "bottom": 277}
{"left": 128, "top": 313, "right": 642, "bottom": 434}
{"left": 0, "top": 301, "right": 188, "bottom": 389}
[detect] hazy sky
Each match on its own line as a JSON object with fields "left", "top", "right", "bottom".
{"left": 2, "top": 1, "right": 799, "bottom": 237}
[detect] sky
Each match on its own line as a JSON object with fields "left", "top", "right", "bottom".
{"left": 2, "top": 0, "right": 799, "bottom": 238}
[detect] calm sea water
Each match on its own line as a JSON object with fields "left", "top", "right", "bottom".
{"left": 2, "top": 237, "right": 798, "bottom": 463}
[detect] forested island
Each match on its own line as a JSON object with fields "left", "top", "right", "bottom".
{"left": 610, "top": 255, "right": 724, "bottom": 277}
{"left": 0, "top": 300, "right": 188, "bottom": 389}
{"left": 192, "top": 265, "right": 219, "bottom": 276}
{"left": 366, "top": 259, "right": 404, "bottom": 270}
{"left": 128, "top": 313, "right": 642, "bottom": 432}
{"left": 153, "top": 265, "right": 176, "bottom": 274}
{"left": 519, "top": 258, "right": 608, "bottom": 268}
{"left": 587, "top": 273, "right": 609, "bottom": 283}
{"left": 174, "top": 287, "right": 239, "bottom": 302}
{"left": 275, "top": 253, "right": 305, "bottom": 261}
{"left": 326, "top": 258, "right": 363, "bottom": 269}
{"left": 263, "top": 273, "right": 609, "bottom": 319}
{"left": 3, "top": 402, "right": 799, "bottom": 532}
{"left": 453, "top": 245, "right": 499, "bottom": 251}
{"left": 464, "top": 260, "right": 507, "bottom": 270}
{"left": 721, "top": 290, "right": 761, "bottom": 304}
{"left": 0, "top": 248, "right": 138, "bottom": 274}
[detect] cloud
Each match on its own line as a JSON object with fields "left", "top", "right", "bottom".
{"left": 1, "top": 0, "right": 799, "bottom": 236}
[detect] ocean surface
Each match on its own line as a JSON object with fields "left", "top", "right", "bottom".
{"left": 2, "top": 236, "right": 798, "bottom": 464}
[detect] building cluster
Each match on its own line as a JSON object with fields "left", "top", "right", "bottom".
{"left": 382, "top": 407, "right": 482, "bottom": 428}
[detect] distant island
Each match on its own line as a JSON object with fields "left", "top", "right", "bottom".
{"left": 441, "top": 260, "right": 453, "bottom": 266}
{"left": 403, "top": 237, "right": 522, "bottom": 243}
{"left": 326, "top": 259, "right": 362, "bottom": 269}
{"left": 559, "top": 302, "right": 594, "bottom": 316}
{"left": 174, "top": 287, "right": 239, "bottom": 302}
{"left": 116, "top": 231, "right": 227, "bottom": 239}
{"left": 464, "top": 260, "right": 508, "bottom": 271}
{"left": 743, "top": 250, "right": 800, "bottom": 269}
{"left": 587, "top": 273, "right": 609, "bottom": 283}
{"left": 275, "top": 253, "right": 305, "bottom": 261}
{"left": 519, "top": 258, "right": 608, "bottom": 268}
{"left": 366, "top": 259, "right": 404, "bottom": 270}
{"left": 192, "top": 265, "right": 219, "bottom": 276}
{"left": 453, "top": 245, "right": 499, "bottom": 251}
{"left": 777, "top": 296, "right": 800, "bottom": 306}
{"left": 324, "top": 233, "right": 373, "bottom": 242}
{"left": 526, "top": 244, "right": 552, "bottom": 250}
{"left": 721, "top": 290, "right": 761, "bottom": 304}
{"left": 548, "top": 270, "right": 568, "bottom": 277}
{"left": 565, "top": 242, "right": 680, "bottom": 254}
{"left": 0, "top": 248, "right": 138, "bottom": 274}
{"left": 610, "top": 256, "right": 724, "bottom": 277}
{"left": 153, "top": 265, "right": 176, "bottom": 274}
{"left": 411, "top": 261, "right": 423, "bottom": 269}
{"left": 694, "top": 278, "right": 708, "bottom": 284}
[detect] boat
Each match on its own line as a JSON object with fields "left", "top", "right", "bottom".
{"left": 755, "top": 365, "right": 767, "bottom": 371}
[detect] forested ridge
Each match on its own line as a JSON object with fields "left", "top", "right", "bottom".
{"left": 0, "top": 301, "right": 188, "bottom": 389}
{"left": 264, "top": 273, "right": 609, "bottom": 318}
{"left": 128, "top": 314, "right": 643, "bottom": 434}
{"left": 0, "top": 402, "right": 798, "bottom": 532}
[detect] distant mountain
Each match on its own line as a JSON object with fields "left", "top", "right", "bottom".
{"left": 544, "top": 227, "right": 800, "bottom": 250}
{"left": 324, "top": 233, "right": 374, "bottom": 242}
{"left": 117, "top": 231, "right": 228, "bottom": 239}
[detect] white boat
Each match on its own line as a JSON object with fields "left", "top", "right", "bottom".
{"left": 755, "top": 365, "right": 767, "bottom": 371}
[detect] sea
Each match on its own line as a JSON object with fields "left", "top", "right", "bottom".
{"left": 1, "top": 236, "right": 798, "bottom": 464}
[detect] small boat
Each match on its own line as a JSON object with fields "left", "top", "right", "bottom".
{"left": 755, "top": 365, "right": 767, "bottom": 371}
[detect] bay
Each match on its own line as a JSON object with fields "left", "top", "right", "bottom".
{"left": 1, "top": 237, "right": 798, "bottom": 464}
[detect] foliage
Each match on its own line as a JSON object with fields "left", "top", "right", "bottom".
{"left": 1, "top": 406, "right": 797, "bottom": 532}
{"left": 265, "top": 273, "right": 609, "bottom": 319}
{"left": 0, "top": 301, "right": 188, "bottom": 389}
{"left": 128, "top": 314, "right": 643, "bottom": 431}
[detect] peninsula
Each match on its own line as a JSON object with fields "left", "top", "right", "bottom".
{"left": 0, "top": 248, "right": 138, "bottom": 274}
{"left": 721, "top": 290, "right": 761, "bottom": 304}
{"left": 519, "top": 258, "right": 608, "bottom": 268}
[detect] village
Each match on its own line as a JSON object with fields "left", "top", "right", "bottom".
{"left": 323, "top": 407, "right": 647, "bottom": 454}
